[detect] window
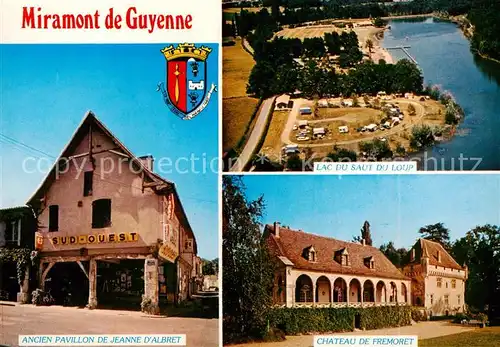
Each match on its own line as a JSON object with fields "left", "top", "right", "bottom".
{"left": 6, "top": 219, "right": 21, "bottom": 246}
{"left": 430, "top": 294, "right": 434, "bottom": 305}
{"left": 83, "top": 171, "right": 93, "bottom": 196}
{"left": 49, "top": 205, "right": 59, "bottom": 232}
{"left": 444, "top": 295, "right": 449, "bottom": 306}
{"left": 92, "top": 199, "right": 111, "bottom": 228}
{"left": 342, "top": 254, "right": 349, "bottom": 266}
{"left": 436, "top": 277, "right": 442, "bottom": 288}
{"left": 184, "top": 239, "right": 193, "bottom": 251}
{"left": 446, "top": 281, "right": 448, "bottom": 288}
{"left": 458, "top": 295, "right": 461, "bottom": 305}
{"left": 451, "top": 279, "right": 456, "bottom": 289}
{"left": 303, "top": 246, "right": 316, "bottom": 262}
{"left": 364, "top": 257, "right": 374, "bottom": 269}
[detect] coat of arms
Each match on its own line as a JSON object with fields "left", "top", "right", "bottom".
{"left": 157, "top": 43, "right": 217, "bottom": 120}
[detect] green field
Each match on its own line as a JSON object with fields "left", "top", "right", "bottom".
{"left": 420, "top": 326, "right": 500, "bottom": 347}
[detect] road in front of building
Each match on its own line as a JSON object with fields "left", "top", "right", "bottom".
{"left": 229, "top": 321, "right": 476, "bottom": 347}
{"left": 0, "top": 303, "right": 218, "bottom": 347}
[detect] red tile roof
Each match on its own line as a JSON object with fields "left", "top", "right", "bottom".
{"left": 405, "top": 239, "right": 464, "bottom": 271}
{"left": 265, "top": 225, "right": 408, "bottom": 280}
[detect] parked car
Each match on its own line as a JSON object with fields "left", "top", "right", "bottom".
{"left": 297, "top": 136, "right": 310, "bottom": 141}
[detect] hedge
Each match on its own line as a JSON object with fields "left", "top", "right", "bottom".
{"left": 268, "top": 306, "right": 412, "bottom": 335}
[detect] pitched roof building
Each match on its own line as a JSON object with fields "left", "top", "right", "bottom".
{"left": 402, "top": 239, "right": 467, "bottom": 316}
{"left": 264, "top": 223, "right": 411, "bottom": 308}
{"left": 28, "top": 111, "right": 202, "bottom": 310}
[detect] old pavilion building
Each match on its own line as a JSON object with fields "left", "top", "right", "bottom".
{"left": 264, "top": 222, "right": 411, "bottom": 308}
{"left": 401, "top": 239, "right": 467, "bottom": 316}
{"left": 28, "top": 111, "right": 202, "bottom": 311}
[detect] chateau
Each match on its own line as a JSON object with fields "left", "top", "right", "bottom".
{"left": 402, "top": 239, "right": 467, "bottom": 316}
{"left": 264, "top": 223, "right": 411, "bottom": 308}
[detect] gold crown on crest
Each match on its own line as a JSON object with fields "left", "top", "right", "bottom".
{"left": 161, "top": 43, "right": 212, "bottom": 61}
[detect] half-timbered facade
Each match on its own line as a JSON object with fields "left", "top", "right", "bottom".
{"left": 28, "top": 111, "right": 201, "bottom": 311}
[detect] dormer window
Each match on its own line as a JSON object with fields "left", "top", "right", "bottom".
{"left": 334, "top": 248, "right": 349, "bottom": 266}
{"left": 364, "top": 256, "right": 375, "bottom": 269}
{"left": 303, "top": 246, "right": 316, "bottom": 262}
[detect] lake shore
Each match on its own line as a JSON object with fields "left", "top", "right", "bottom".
{"left": 368, "top": 27, "right": 394, "bottom": 64}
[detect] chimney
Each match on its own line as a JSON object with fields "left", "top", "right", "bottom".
{"left": 361, "top": 238, "right": 366, "bottom": 246}
{"left": 273, "top": 222, "right": 280, "bottom": 238}
{"left": 437, "top": 251, "right": 441, "bottom": 263}
{"left": 139, "top": 155, "right": 154, "bottom": 171}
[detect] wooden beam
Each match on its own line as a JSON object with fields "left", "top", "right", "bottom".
{"left": 68, "top": 152, "right": 89, "bottom": 160}
{"left": 40, "top": 255, "right": 90, "bottom": 263}
{"left": 109, "top": 149, "right": 130, "bottom": 158}
{"left": 41, "top": 262, "right": 55, "bottom": 287}
{"left": 143, "top": 181, "right": 162, "bottom": 188}
{"left": 77, "top": 261, "right": 89, "bottom": 279}
{"left": 100, "top": 259, "right": 120, "bottom": 264}
{"left": 93, "top": 254, "right": 148, "bottom": 261}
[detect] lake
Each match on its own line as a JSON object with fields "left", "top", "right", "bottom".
{"left": 383, "top": 17, "right": 500, "bottom": 170}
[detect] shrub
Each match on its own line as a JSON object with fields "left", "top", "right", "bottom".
{"left": 410, "top": 125, "right": 435, "bottom": 150}
{"left": 268, "top": 306, "right": 411, "bottom": 335}
{"left": 141, "top": 296, "right": 159, "bottom": 315}
{"left": 31, "top": 288, "right": 54, "bottom": 306}
{"left": 408, "top": 104, "right": 416, "bottom": 116}
{"left": 411, "top": 307, "right": 428, "bottom": 322}
{"left": 453, "top": 312, "right": 470, "bottom": 323}
{"left": 476, "top": 313, "right": 488, "bottom": 323}
{"left": 31, "top": 289, "right": 44, "bottom": 306}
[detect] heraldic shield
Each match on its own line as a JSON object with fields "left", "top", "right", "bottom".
{"left": 157, "top": 43, "right": 216, "bottom": 120}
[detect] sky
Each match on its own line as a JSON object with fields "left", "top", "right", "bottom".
{"left": 0, "top": 44, "right": 219, "bottom": 259}
{"left": 240, "top": 174, "right": 500, "bottom": 249}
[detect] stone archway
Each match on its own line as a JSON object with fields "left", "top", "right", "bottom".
{"left": 295, "top": 274, "right": 313, "bottom": 303}
{"left": 349, "top": 278, "right": 362, "bottom": 303}
{"left": 376, "top": 281, "right": 387, "bottom": 303}
{"left": 390, "top": 282, "right": 398, "bottom": 302}
{"left": 363, "top": 280, "right": 375, "bottom": 302}
{"left": 333, "top": 277, "right": 347, "bottom": 302}
{"left": 316, "top": 276, "right": 331, "bottom": 303}
{"left": 401, "top": 282, "right": 408, "bottom": 304}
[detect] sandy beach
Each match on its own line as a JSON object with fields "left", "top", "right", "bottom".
{"left": 363, "top": 26, "right": 394, "bottom": 64}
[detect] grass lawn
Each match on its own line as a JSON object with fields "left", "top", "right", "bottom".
{"left": 223, "top": 38, "right": 259, "bottom": 152}
{"left": 223, "top": 38, "right": 254, "bottom": 99}
{"left": 420, "top": 326, "right": 500, "bottom": 347}
{"left": 260, "top": 111, "right": 289, "bottom": 158}
{"left": 223, "top": 97, "right": 260, "bottom": 152}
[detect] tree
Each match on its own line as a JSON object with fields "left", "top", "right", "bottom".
{"left": 380, "top": 242, "right": 408, "bottom": 268}
{"left": 451, "top": 225, "right": 500, "bottom": 319}
{"left": 202, "top": 258, "right": 219, "bottom": 275}
{"left": 359, "top": 139, "right": 393, "bottom": 160}
{"left": 223, "top": 176, "right": 275, "bottom": 343}
{"left": 353, "top": 220, "right": 373, "bottom": 246}
{"left": 247, "top": 61, "right": 276, "bottom": 97}
{"left": 410, "top": 125, "right": 435, "bottom": 150}
{"left": 365, "top": 39, "right": 374, "bottom": 57}
{"left": 418, "top": 222, "right": 451, "bottom": 248}
{"left": 408, "top": 103, "right": 416, "bottom": 116}
{"left": 286, "top": 154, "right": 303, "bottom": 171}
{"left": 327, "top": 147, "right": 357, "bottom": 162}
{"left": 373, "top": 17, "right": 387, "bottom": 28}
